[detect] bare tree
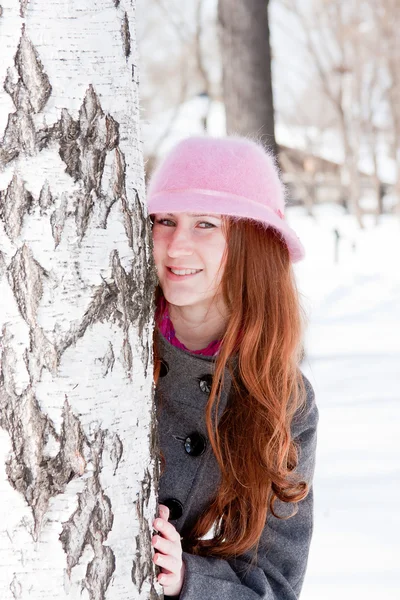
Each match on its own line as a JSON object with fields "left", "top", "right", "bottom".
{"left": 0, "top": 2, "right": 159, "bottom": 599}
{"left": 137, "top": 0, "right": 218, "bottom": 177}
{"left": 282, "top": 0, "right": 364, "bottom": 225}
{"left": 218, "top": 0, "right": 277, "bottom": 156}
{"left": 281, "top": 0, "right": 399, "bottom": 225}
{"left": 376, "top": 0, "right": 400, "bottom": 215}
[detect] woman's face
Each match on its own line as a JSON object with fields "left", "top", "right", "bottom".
{"left": 152, "top": 212, "right": 227, "bottom": 310}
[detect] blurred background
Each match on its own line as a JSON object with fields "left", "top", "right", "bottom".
{"left": 136, "top": 1, "right": 400, "bottom": 598}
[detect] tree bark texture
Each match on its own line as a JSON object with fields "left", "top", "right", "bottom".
{"left": 218, "top": 0, "right": 277, "bottom": 156}
{"left": 0, "top": 1, "right": 160, "bottom": 599}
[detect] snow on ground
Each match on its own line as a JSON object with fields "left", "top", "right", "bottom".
{"left": 290, "top": 206, "right": 400, "bottom": 600}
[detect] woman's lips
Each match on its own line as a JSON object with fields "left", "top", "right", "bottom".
{"left": 165, "top": 267, "right": 203, "bottom": 281}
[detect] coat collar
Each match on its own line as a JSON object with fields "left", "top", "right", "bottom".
{"left": 155, "top": 330, "right": 236, "bottom": 414}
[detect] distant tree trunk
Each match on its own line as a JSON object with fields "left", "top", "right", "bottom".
{"left": 0, "top": 2, "right": 159, "bottom": 599}
{"left": 218, "top": 0, "right": 277, "bottom": 157}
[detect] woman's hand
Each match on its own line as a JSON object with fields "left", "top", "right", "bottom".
{"left": 152, "top": 504, "right": 185, "bottom": 597}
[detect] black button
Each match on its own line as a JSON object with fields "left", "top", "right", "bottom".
{"left": 198, "top": 374, "right": 213, "bottom": 394}
{"left": 162, "top": 498, "right": 183, "bottom": 520}
{"left": 184, "top": 432, "right": 207, "bottom": 456}
{"left": 159, "top": 359, "right": 169, "bottom": 377}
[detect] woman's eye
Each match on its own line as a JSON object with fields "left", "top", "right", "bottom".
{"left": 198, "top": 221, "right": 215, "bottom": 229}
{"left": 156, "top": 218, "right": 175, "bottom": 226}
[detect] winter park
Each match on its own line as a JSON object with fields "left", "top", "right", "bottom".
{"left": 0, "top": 0, "right": 399, "bottom": 599}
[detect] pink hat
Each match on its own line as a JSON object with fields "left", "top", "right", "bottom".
{"left": 146, "top": 136, "right": 305, "bottom": 262}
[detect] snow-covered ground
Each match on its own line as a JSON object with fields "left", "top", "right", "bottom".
{"left": 291, "top": 206, "right": 400, "bottom": 600}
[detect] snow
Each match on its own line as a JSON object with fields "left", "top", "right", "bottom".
{"left": 290, "top": 206, "right": 400, "bottom": 600}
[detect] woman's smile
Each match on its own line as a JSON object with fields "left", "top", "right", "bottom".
{"left": 166, "top": 266, "right": 203, "bottom": 280}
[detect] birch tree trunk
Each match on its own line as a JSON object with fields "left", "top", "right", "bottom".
{"left": 218, "top": 0, "right": 277, "bottom": 156}
{"left": 0, "top": 1, "right": 160, "bottom": 599}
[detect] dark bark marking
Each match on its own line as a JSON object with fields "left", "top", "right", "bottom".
{"left": 24, "top": 326, "right": 58, "bottom": 385}
{"left": 0, "top": 71, "right": 21, "bottom": 167}
{"left": 57, "top": 108, "right": 82, "bottom": 180}
{"left": 56, "top": 250, "right": 137, "bottom": 366}
{"left": 105, "top": 114, "right": 119, "bottom": 151}
{"left": 0, "top": 174, "right": 34, "bottom": 241}
{"left": 62, "top": 276, "right": 119, "bottom": 352}
{"left": 97, "top": 192, "right": 118, "bottom": 230}
{"left": 0, "top": 251, "right": 6, "bottom": 279}
{"left": 60, "top": 430, "right": 116, "bottom": 600}
{"left": 0, "top": 108, "right": 35, "bottom": 168}
{"left": 35, "top": 108, "right": 81, "bottom": 179}
{"left": 82, "top": 145, "right": 105, "bottom": 195}
{"left": 131, "top": 195, "right": 158, "bottom": 340}
{"left": 35, "top": 91, "right": 119, "bottom": 199}
{"left": 75, "top": 190, "right": 95, "bottom": 240}
{"left": 96, "top": 341, "right": 115, "bottom": 377}
{"left": 142, "top": 335, "right": 151, "bottom": 381}
{"left": 113, "top": 0, "right": 120, "bottom": 7}
{"left": 12, "top": 83, "right": 124, "bottom": 244}
{"left": 0, "top": 30, "right": 50, "bottom": 168}
{"left": 4, "top": 65, "right": 19, "bottom": 105}
{"left": 121, "top": 195, "right": 134, "bottom": 249}
{"left": 0, "top": 357, "right": 116, "bottom": 599}
{"left": 15, "top": 27, "right": 51, "bottom": 114}
{"left": 150, "top": 585, "right": 161, "bottom": 600}
{"left": 19, "top": 0, "right": 29, "bottom": 18}
{"left": 131, "top": 468, "right": 155, "bottom": 592}
{"left": 80, "top": 84, "right": 101, "bottom": 133}
{"left": 110, "top": 249, "right": 142, "bottom": 330}
{"left": 0, "top": 358, "right": 87, "bottom": 540}
{"left": 121, "top": 337, "right": 133, "bottom": 378}
{"left": 7, "top": 244, "right": 46, "bottom": 327}
{"left": 78, "top": 86, "right": 119, "bottom": 195}
{"left": 111, "top": 144, "right": 126, "bottom": 197}
{"left": 95, "top": 250, "right": 142, "bottom": 327}
{"left": 85, "top": 545, "right": 115, "bottom": 600}
{"left": 38, "top": 180, "right": 53, "bottom": 214}
{"left": 96, "top": 147, "right": 124, "bottom": 230}
{"left": 0, "top": 115, "right": 19, "bottom": 166}
{"left": 57, "top": 249, "right": 151, "bottom": 378}
{"left": 98, "top": 175, "right": 158, "bottom": 374}
{"left": 121, "top": 12, "right": 131, "bottom": 58}
{"left": 36, "top": 85, "right": 118, "bottom": 240}
{"left": 10, "top": 573, "right": 22, "bottom": 599}
{"left": 50, "top": 193, "right": 68, "bottom": 247}
{"left": 149, "top": 403, "right": 160, "bottom": 482}
{"left": 132, "top": 404, "right": 161, "bottom": 597}
{"left": 108, "top": 432, "right": 123, "bottom": 475}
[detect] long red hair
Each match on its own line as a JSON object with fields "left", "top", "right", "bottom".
{"left": 153, "top": 216, "right": 308, "bottom": 559}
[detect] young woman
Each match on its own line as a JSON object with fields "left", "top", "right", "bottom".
{"left": 146, "top": 136, "right": 319, "bottom": 599}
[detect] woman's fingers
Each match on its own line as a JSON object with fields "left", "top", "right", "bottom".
{"left": 153, "top": 517, "right": 181, "bottom": 543}
{"left": 154, "top": 551, "right": 180, "bottom": 573}
{"left": 152, "top": 504, "right": 185, "bottom": 596}
{"left": 157, "top": 571, "right": 179, "bottom": 586}
{"left": 152, "top": 534, "right": 179, "bottom": 558}
{"left": 159, "top": 504, "right": 170, "bottom": 520}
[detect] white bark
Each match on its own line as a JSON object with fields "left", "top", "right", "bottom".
{"left": 0, "top": 1, "right": 160, "bottom": 599}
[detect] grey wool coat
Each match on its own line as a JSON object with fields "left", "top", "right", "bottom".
{"left": 155, "top": 330, "right": 319, "bottom": 600}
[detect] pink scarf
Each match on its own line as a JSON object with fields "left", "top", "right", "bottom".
{"left": 157, "top": 297, "right": 222, "bottom": 357}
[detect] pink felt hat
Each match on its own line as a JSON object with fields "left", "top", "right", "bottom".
{"left": 146, "top": 136, "right": 305, "bottom": 262}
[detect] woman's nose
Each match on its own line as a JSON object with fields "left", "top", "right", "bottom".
{"left": 167, "top": 228, "right": 193, "bottom": 257}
